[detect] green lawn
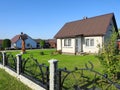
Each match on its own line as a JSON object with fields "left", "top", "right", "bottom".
{"left": 2, "top": 49, "right": 120, "bottom": 89}
{"left": 0, "top": 68, "right": 31, "bottom": 90}
{"left": 7, "top": 49, "right": 102, "bottom": 71}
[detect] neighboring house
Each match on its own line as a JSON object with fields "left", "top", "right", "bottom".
{"left": 34, "top": 39, "right": 56, "bottom": 48}
{"left": 34, "top": 39, "right": 41, "bottom": 48}
{"left": 45, "top": 39, "right": 56, "bottom": 48}
{"left": 11, "top": 34, "right": 37, "bottom": 49}
{"left": 54, "top": 13, "right": 118, "bottom": 54}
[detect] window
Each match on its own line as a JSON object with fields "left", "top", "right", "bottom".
{"left": 90, "top": 39, "right": 94, "bottom": 46}
{"left": 86, "top": 39, "right": 89, "bottom": 46}
{"left": 86, "top": 39, "right": 94, "bottom": 46}
{"left": 64, "top": 39, "right": 71, "bottom": 46}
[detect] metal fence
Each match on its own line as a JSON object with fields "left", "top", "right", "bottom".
{"left": 6, "top": 53, "right": 17, "bottom": 72}
{"left": 0, "top": 52, "right": 2, "bottom": 64}
{"left": 55, "top": 61, "right": 120, "bottom": 90}
{"left": 21, "top": 56, "right": 49, "bottom": 90}
{"left": 1, "top": 51, "right": 120, "bottom": 90}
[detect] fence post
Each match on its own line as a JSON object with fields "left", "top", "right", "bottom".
{"left": 48, "top": 59, "right": 58, "bottom": 90}
{"left": 16, "top": 54, "right": 22, "bottom": 75}
{"left": 2, "top": 51, "right": 6, "bottom": 66}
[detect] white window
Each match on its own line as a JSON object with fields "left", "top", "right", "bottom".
{"left": 86, "top": 39, "right": 89, "bottom": 46}
{"left": 86, "top": 39, "right": 94, "bottom": 46}
{"left": 64, "top": 39, "right": 71, "bottom": 46}
{"left": 90, "top": 39, "right": 94, "bottom": 46}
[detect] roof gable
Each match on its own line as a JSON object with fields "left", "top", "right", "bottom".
{"left": 11, "top": 33, "right": 35, "bottom": 43}
{"left": 54, "top": 13, "right": 117, "bottom": 38}
{"left": 11, "top": 35, "right": 20, "bottom": 43}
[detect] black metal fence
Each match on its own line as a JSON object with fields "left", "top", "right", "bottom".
{"left": 1, "top": 51, "right": 120, "bottom": 90}
{"left": 6, "top": 53, "right": 17, "bottom": 72}
{"left": 21, "top": 56, "right": 49, "bottom": 90}
{"left": 55, "top": 61, "right": 120, "bottom": 90}
{"left": 0, "top": 52, "right": 2, "bottom": 64}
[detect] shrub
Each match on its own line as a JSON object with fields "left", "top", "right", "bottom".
{"left": 97, "top": 28, "right": 120, "bottom": 80}
{"left": 40, "top": 52, "right": 44, "bottom": 55}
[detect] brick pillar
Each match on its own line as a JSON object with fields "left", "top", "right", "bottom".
{"left": 2, "top": 51, "right": 6, "bottom": 66}
{"left": 16, "top": 54, "right": 22, "bottom": 75}
{"left": 48, "top": 59, "right": 58, "bottom": 90}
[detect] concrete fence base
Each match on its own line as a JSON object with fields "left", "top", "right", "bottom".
{"left": 0, "top": 63, "right": 45, "bottom": 90}
{"left": 0, "top": 51, "right": 59, "bottom": 90}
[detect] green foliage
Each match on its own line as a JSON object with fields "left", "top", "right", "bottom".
{"left": 40, "top": 51, "right": 44, "bottom": 55}
{"left": 2, "top": 39, "right": 11, "bottom": 49}
{"left": 40, "top": 40, "right": 45, "bottom": 48}
{"left": 97, "top": 29, "right": 120, "bottom": 80}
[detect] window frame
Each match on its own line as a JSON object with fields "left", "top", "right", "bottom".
{"left": 86, "top": 39, "right": 89, "bottom": 46}
{"left": 90, "top": 39, "right": 94, "bottom": 46}
{"left": 85, "top": 38, "right": 94, "bottom": 47}
{"left": 64, "top": 39, "right": 71, "bottom": 46}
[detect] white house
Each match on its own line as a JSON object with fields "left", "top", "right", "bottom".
{"left": 11, "top": 33, "right": 37, "bottom": 49}
{"left": 54, "top": 13, "right": 118, "bottom": 54}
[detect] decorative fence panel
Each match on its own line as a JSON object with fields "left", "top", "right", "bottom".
{"left": 55, "top": 62, "right": 120, "bottom": 90}
{"left": 6, "top": 53, "right": 17, "bottom": 72}
{"left": 0, "top": 52, "right": 2, "bottom": 64}
{"left": 21, "top": 56, "right": 49, "bottom": 90}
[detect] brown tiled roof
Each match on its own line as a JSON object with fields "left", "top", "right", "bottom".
{"left": 54, "top": 13, "right": 117, "bottom": 38}
{"left": 11, "top": 35, "right": 21, "bottom": 43}
{"left": 34, "top": 39, "right": 41, "bottom": 43}
{"left": 11, "top": 34, "right": 35, "bottom": 43}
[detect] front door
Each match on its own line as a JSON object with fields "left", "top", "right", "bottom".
{"left": 76, "top": 38, "right": 81, "bottom": 52}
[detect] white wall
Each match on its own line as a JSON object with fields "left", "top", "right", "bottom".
{"left": 57, "top": 36, "right": 103, "bottom": 54}
{"left": 57, "top": 39, "right": 62, "bottom": 51}
{"left": 61, "top": 38, "right": 75, "bottom": 54}
{"left": 83, "top": 36, "right": 103, "bottom": 53}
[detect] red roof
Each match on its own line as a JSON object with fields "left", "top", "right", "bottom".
{"left": 54, "top": 13, "right": 118, "bottom": 38}
{"left": 11, "top": 34, "right": 35, "bottom": 43}
{"left": 11, "top": 35, "right": 20, "bottom": 43}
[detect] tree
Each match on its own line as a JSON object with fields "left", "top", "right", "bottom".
{"left": 2, "top": 39, "right": 11, "bottom": 49}
{"left": 97, "top": 28, "right": 120, "bottom": 80}
{"left": 40, "top": 40, "right": 45, "bottom": 48}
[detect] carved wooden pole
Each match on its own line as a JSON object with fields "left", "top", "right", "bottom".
{"left": 20, "top": 32, "right": 27, "bottom": 54}
{"left": 22, "top": 39, "right": 25, "bottom": 53}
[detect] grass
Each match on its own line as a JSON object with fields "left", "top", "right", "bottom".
{"left": 6, "top": 49, "right": 102, "bottom": 71}
{"left": 2, "top": 49, "right": 120, "bottom": 89}
{"left": 0, "top": 68, "right": 31, "bottom": 90}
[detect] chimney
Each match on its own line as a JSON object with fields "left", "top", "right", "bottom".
{"left": 83, "top": 16, "right": 88, "bottom": 19}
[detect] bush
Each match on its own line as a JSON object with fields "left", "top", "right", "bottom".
{"left": 2, "top": 39, "right": 11, "bottom": 50}
{"left": 40, "top": 52, "right": 44, "bottom": 55}
{"left": 97, "top": 28, "right": 120, "bottom": 80}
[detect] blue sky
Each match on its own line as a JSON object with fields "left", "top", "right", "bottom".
{"left": 0, "top": 0, "right": 120, "bottom": 39}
